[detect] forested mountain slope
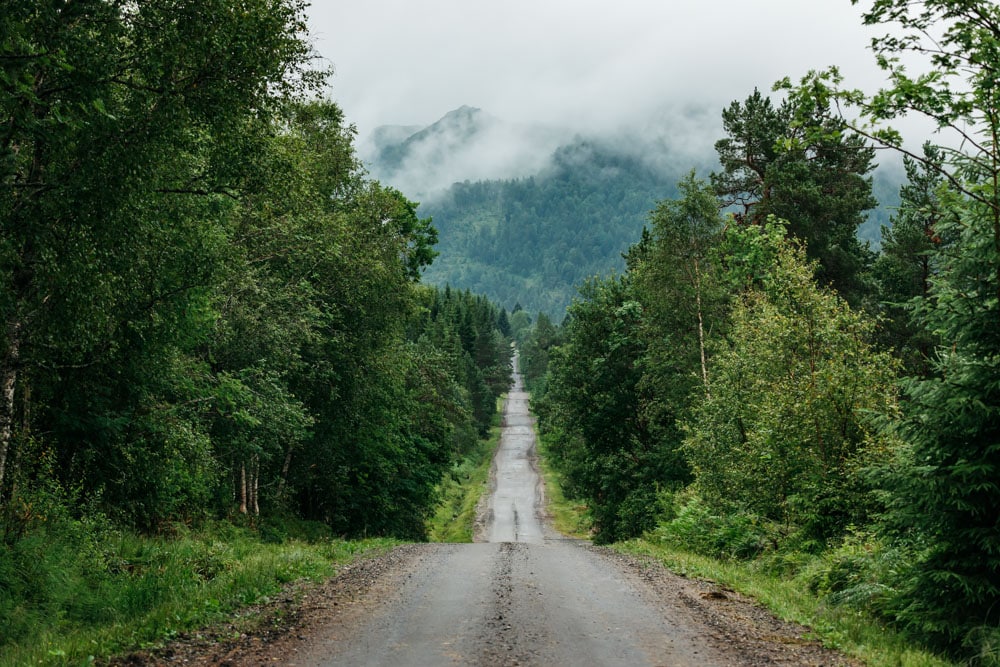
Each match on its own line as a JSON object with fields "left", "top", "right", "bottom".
{"left": 418, "top": 140, "right": 683, "bottom": 316}
{"left": 368, "top": 108, "right": 900, "bottom": 317}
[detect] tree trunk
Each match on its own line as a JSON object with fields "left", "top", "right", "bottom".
{"left": 251, "top": 456, "right": 259, "bottom": 516}
{"left": 239, "top": 462, "right": 248, "bottom": 514}
{"left": 276, "top": 445, "right": 293, "bottom": 499}
{"left": 0, "top": 318, "right": 23, "bottom": 502}
{"left": 693, "top": 257, "right": 711, "bottom": 398}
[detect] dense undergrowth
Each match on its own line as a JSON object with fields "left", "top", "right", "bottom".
{"left": 426, "top": 403, "right": 503, "bottom": 543}
{"left": 536, "top": 432, "right": 592, "bottom": 540}
{"left": 614, "top": 537, "right": 956, "bottom": 667}
{"left": 0, "top": 507, "right": 397, "bottom": 667}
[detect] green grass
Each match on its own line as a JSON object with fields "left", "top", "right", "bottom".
{"left": 0, "top": 517, "right": 398, "bottom": 667}
{"left": 612, "top": 539, "right": 955, "bottom": 667}
{"left": 426, "top": 409, "right": 503, "bottom": 543}
{"left": 536, "top": 434, "right": 592, "bottom": 539}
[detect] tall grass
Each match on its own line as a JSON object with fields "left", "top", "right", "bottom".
{"left": 0, "top": 513, "right": 397, "bottom": 667}
{"left": 536, "top": 432, "right": 592, "bottom": 539}
{"left": 613, "top": 539, "right": 956, "bottom": 667}
{"left": 426, "top": 406, "right": 503, "bottom": 543}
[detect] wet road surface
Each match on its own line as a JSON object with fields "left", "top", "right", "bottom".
{"left": 292, "top": 357, "right": 754, "bottom": 666}
{"left": 486, "top": 368, "right": 545, "bottom": 544}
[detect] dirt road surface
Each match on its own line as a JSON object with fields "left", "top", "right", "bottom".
{"left": 115, "top": 359, "right": 859, "bottom": 666}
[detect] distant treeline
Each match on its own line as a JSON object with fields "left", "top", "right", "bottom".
{"left": 420, "top": 140, "right": 681, "bottom": 316}
{"left": 419, "top": 134, "right": 900, "bottom": 320}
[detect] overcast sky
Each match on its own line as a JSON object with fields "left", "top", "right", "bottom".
{"left": 306, "top": 0, "right": 888, "bottom": 142}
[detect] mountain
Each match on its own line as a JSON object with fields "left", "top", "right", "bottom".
{"left": 367, "top": 107, "right": 902, "bottom": 317}
{"left": 417, "top": 137, "right": 686, "bottom": 317}
{"left": 368, "top": 123, "right": 423, "bottom": 156}
{"left": 362, "top": 106, "right": 571, "bottom": 199}
{"left": 373, "top": 106, "right": 498, "bottom": 175}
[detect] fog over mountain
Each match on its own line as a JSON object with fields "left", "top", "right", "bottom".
{"left": 363, "top": 103, "right": 902, "bottom": 316}
{"left": 362, "top": 104, "right": 721, "bottom": 200}
{"left": 361, "top": 106, "right": 571, "bottom": 199}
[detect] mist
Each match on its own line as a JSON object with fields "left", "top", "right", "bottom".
{"left": 308, "top": 1, "right": 886, "bottom": 143}
{"left": 359, "top": 108, "right": 576, "bottom": 200}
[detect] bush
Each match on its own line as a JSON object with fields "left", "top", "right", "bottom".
{"left": 798, "top": 531, "right": 904, "bottom": 615}
{"left": 653, "top": 494, "right": 775, "bottom": 560}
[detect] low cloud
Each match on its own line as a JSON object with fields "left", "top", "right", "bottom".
{"left": 311, "top": 0, "right": 886, "bottom": 146}
{"left": 360, "top": 108, "right": 575, "bottom": 199}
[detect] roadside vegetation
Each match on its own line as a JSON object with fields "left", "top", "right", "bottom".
{"left": 532, "top": 443, "right": 951, "bottom": 666}
{"left": 614, "top": 540, "right": 955, "bottom": 667}
{"left": 0, "top": 514, "right": 397, "bottom": 666}
{"left": 536, "top": 433, "right": 592, "bottom": 540}
{"left": 524, "top": 2, "right": 1000, "bottom": 663}
{"left": 427, "top": 404, "right": 503, "bottom": 543}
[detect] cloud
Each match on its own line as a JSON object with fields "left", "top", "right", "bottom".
{"left": 362, "top": 108, "right": 575, "bottom": 199}
{"left": 308, "top": 0, "right": 886, "bottom": 142}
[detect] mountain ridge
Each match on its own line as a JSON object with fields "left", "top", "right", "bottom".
{"left": 367, "top": 106, "right": 899, "bottom": 317}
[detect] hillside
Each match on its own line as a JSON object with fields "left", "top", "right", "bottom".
{"left": 366, "top": 107, "right": 902, "bottom": 317}
{"left": 418, "top": 139, "right": 684, "bottom": 316}
{"left": 363, "top": 106, "right": 570, "bottom": 199}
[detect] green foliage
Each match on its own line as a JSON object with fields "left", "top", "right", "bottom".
{"left": 0, "top": 508, "right": 396, "bottom": 666}
{"left": 426, "top": 417, "right": 500, "bottom": 543}
{"left": 683, "top": 224, "right": 899, "bottom": 539}
{"left": 420, "top": 139, "right": 681, "bottom": 316}
{"left": 540, "top": 276, "right": 683, "bottom": 543}
{"left": 782, "top": 2, "right": 1000, "bottom": 658}
{"left": 872, "top": 145, "right": 947, "bottom": 375}
{"left": 632, "top": 173, "right": 726, "bottom": 409}
{"left": 0, "top": 2, "right": 510, "bottom": 548}
{"left": 614, "top": 539, "right": 956, "bottom": 667}
{"left": 712, "top": 89, "right": 878, "bottom": 306}
{"left": 879, "top": 193, "right": 1000, "bottom": 653}
{"left": 0, "top": 0, "right": 320, "bottom": 527}
{"left": 654, "top": 493, "right": 775, "bottom": 561}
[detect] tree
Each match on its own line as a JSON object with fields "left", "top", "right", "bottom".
{"left": 683, "top": 222, "right": 898, "bottom": 540}
{"left": 0, "top": 0, "right": 318, "bottom": 516}
{"left": 636, "top": 173, "right": 726, "bottom": 398}
{"left": 880, "top": 192, "right": 1000, "bottom": 651}
{"left": 712, "top": 90, "right": 878, "bottom": 306}
{"left": 712, "top": 89, "right": 790, "bottom": 222}
{"left": 784, "top": 0, "right": 1000, "bottom": 654}
{"left": 540, "top": 176, "right": 726, "bottom": 542}
{"left": 542, "top": 277, "right": 659, "bottom": 542}
{"left": 520, "top": 312, "right": 557, "bottom": 393}
{"left": 872, "top": 143, "right": 947, "bottom": 374}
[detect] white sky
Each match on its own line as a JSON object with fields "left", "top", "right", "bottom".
{"left": 306, "top": 0, "right": 888, "bottom": 141}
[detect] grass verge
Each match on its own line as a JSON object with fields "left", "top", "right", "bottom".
{"left": 426, "top": 401, "right": 504, "bottom": 543}
{"left": 0, "top": 517, "right": 398, "bottom": 667}
{"left": 612, "top": 539, "right": 955, "bottom": 667}
{"left": 535, "top": 433, "right": 592, "bottom": 539}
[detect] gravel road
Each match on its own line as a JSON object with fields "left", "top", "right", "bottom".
{"left": 282, "top": 359, "right": 856, "bottom": 667}
{"left": 114, "top": 359, "right": 859, "bottom": 666}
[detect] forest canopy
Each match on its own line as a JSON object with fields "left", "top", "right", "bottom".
{"left": 523, "top": 0, "right": 1000, "bottom": 660}
{"left": 0, "top": 1, "right": 511, "bottom": 541}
